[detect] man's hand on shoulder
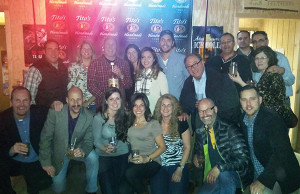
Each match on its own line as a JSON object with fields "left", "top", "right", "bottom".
{"left": 42, "top": 166, "right": 55, "bottom": 177}
{"left": 206, "top": 166, "right": 220, "bottom": 184}
{"left": 250, "top": 180, "right": 265, "bottom": 194}
{"left": 51, "top": 101, "right": 64, "bottom": 111}
{"left": 178, "top": 112, "right": 189, "bottom": 121}
{"left": 266, "top": 66, "right": 285, "bottom": 75}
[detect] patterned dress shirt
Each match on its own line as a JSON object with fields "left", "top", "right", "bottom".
{"left": 243, "top": 113, "right": 264, "bottom": 180}
{"left": 87, "top": 55, "right": 132, "bottom": 108}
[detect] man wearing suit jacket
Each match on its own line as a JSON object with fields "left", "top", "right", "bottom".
{"left": 239, "top": 85, "right": 300, "bottom": 194}
{"left": 39, "top": 87, "right": 98, "bottom": 194}
{"left": 179, "top": 53, "right": 241, "bottom": 131}
{"left": 0, "top": 86, "right": 52, "bottom": 194}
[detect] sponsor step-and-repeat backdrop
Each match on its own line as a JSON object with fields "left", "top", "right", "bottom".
{"left": 45, "top": 0, "right": 193, "bottom": 65}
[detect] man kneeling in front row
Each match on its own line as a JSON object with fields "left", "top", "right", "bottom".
{"left": 0, "top": 86, "right": 52, "bottom": 194}
{"left": 240, "top": 85, "right": 300, "bottom": 194}
{"left": 193, "top": 98, "right": 252, "bottom": 193}
{"left": 39, "top": 87, "right": 99, "bottom": 194}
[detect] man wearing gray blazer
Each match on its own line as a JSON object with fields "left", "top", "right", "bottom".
{"left": 39, "top": 87, "right": 98, "bottom": 194}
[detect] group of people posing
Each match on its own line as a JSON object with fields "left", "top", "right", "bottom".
{"left": 0, "top": 29, "right": 300, "bottom": 194}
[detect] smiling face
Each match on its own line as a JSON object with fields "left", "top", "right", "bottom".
{"left": 185, "top": 55, "right": 204, "bottom": 80}
{"left": 141, "top": 50, "right": 155, "bottom": 70}
{"left": 44, "top": 41, "right": 59, "bottom": 65}
{"left": 220, "top": 35, "right": 235, "bottom": 55}
{"left": 66, "top": 87, "right": 83, "bottom": 118}
{"left": 159, "top": 34, "right": 174, "bottom": 53}
{"left": 160, "top": 98, "right": 173, "bottom": 118}
{"left": 133, "top": 99, "right": 146, "bottom": 119}
{"left": 254, "top": 51, "right": 269, "bottom": 72}
{"left": 12, "top": 89, "right": 31, "bottom": 120}
{"left": 198, "top": 98, "right": 217, "bottom": 128}
{"left": 103, "top": 38, "right": 117, "bottom": 60}
{"left": 240, "top": 89, "right": 262, "bottom": 121}
{"left": 80, "top": 43, "right": 93, "bottom": 60}
{"left": 127, "top": 47, "right": 139, "bottom": 64}
{"left": 106, "top": 92, "right": 121, "bottom": 113}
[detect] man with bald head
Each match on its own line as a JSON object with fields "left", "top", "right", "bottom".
{"left": 193, "top": 98, "right": 252, "bottom": 193}
{"left": 39, "top": 87, "right": 98, "bottom": 194}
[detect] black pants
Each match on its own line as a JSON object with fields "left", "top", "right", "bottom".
{"left": 0, "top": 159, "right": 52, "bottom": 194}
{"left": 120, "top": 161, "right": 161, "bottom": 194}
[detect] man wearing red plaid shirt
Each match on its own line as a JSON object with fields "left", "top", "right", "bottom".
{"left": 87, "top": 38, "right": 132, "bottom": 109}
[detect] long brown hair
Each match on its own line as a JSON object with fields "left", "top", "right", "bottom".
{"left": 137, "top": 47, "right": 161, "bottom": 80}
{"left": 153, "top": 94, "right": 182, "bottom": 141}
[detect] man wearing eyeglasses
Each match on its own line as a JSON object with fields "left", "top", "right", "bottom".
{"left": 179, "top": 53, "right": 242, "bottom": 131}
{"left": 193, "top": 98, "right": 252, "bottom": 193}
{"left": 252, "top": 31, "right": 295, "bottom": 104}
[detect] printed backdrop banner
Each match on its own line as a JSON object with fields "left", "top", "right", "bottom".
{"left": 192, "top": 26, "right": 223, "bottom": 62}
{"left": 46, "top": 0, "right": 193, "bottom": 64}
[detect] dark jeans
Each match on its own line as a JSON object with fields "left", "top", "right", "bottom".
{"left": 120, "top": 161, "right": 161, "bottom": 194}
{"left": 0, "top": 159, "right": 52, "bottom": 194}
{"left": 150, "top": 164, "right": 189, "bottom": 194}
{"left": 98, "top": 153, "right": 129, "bottom": 194}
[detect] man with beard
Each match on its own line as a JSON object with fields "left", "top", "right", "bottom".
{"left": 239, "top": 85, "right": 300, "bottom": 194}
{"left": 39, "top": 87, "right": 98, "bottom": 194}
{"left": 0, "top": 86, "right": 52, "bottom": 194}
{"left": 193, "top": 98, "right": 252, "bottom": 193}
{"left": 87, "top": 37, "right": 132, "bottom": 109}
{"left": 157, "top": 30, "right": 189, "bottom": 100}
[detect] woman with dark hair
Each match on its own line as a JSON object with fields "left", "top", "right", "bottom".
{"left": 229, "top": 46, "right": 296, "bottom": 127}
{"left": 135, "top": 47, "right": 168, "bottom": 113}
{"left": 120, "top": 93, "right": 166, "bottom": 194}
{"left": 124, "top": 44, "right": 141, "bottom": 105}
{"left": 92, "top": 87, "right": 129, "bottom": 194}
{"left": 151, "top": 94, "right": 191, "bottom": 194}
{"left": 68, "top": 40, "right": 97, "bottom": 112}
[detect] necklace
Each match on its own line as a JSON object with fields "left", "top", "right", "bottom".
{"left": 133, "top": 119, "right": 146, "bottom": 127}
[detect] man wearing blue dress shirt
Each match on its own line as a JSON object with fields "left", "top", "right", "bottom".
{"left": 252, "top": 31, "right": 295, "bottom": 104}
{"left": 0, "top": 86, "right": 52, "bottom": 194}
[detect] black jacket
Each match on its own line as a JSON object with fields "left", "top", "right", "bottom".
{"left": 194, "top": 117, "right": 253, "bottom": 190}
{"left": 179, "top": 65, "right": 241, "bottom": 131}
{"left": 0, "top": 105, "right": 49, "bottom": 161}
{"left": 240, "top": 106, "right": 300, "bottom": 194}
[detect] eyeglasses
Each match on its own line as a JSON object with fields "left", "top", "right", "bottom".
{"left": 252, "top": 38, "right": 266, "bottom": 45}
{"left": 186, "top": 61, "right": 201, "bottom": 70}
{"left": 254, "top": 57, "right": 268, "bottom": 62}
{"left": 220, "top": 40, "right": 233, "bottom": 45}
{"left": 199, "top": 106, "right": 215, "bottom": 115}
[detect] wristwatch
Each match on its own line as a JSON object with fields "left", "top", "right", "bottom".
{"left": 178, "top": 164, "right": 184, "bottom": 169}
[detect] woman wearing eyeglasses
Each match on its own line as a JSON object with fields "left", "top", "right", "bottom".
{"left": 229, "top": 46, "right": 296, "bottom": 128}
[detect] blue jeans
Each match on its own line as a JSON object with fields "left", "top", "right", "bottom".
{"left": 98, "top": 153, "right": 129, "bottom": 194}
{"left": 150, "top": 164, "right": 189, "bottom": 194}
{"left": 52, "top": 150, "right": 99, "bottom": 193}
{"left": 198, "top": 171, "right": 240, "bottom": 194}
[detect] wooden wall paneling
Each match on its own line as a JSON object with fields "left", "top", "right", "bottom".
{"left": 291, "top": 20, "right": 300, "bottom": 150}
{"left": 287, "top": 20, "right": 296, "bottom": 70}
{"left": 276, "top": 19, "right": 284, "bottom": 50}
{"left": 282, "top": 20, "right": 290, "bottom": 54}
